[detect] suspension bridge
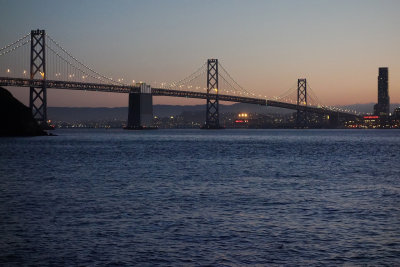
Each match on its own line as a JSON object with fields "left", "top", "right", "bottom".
{"left": 0, "top": 30, "right": 362, "bottom": 129}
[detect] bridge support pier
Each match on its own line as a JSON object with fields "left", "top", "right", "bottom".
{"left": 126, "top": 83, "right": 154, "bottom": 129}
{"left": 296, "top": 78, "right": 308, "bottom": 128}
{"left": 202, "top": 59, "right": 223, "bottom": 129}
{"left": 29, "top": 29, "right": 48, "bottom": 126}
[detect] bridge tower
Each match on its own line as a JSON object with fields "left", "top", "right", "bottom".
{"left": 202, "top": 59, "right": 221, "bottom": 129}
{"left": 29, "top": 29, "right": 47, "bottom": 126}
{"left": 296, "top": 78, "right": 307, "bottom": 128}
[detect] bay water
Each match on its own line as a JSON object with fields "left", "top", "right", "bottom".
{"left": 0, "top": 129, "right": 399, "bottom": 265}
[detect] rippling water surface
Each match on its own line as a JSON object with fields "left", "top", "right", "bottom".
{"left": 1, "top": 129, "right": 399, "bottom": 266}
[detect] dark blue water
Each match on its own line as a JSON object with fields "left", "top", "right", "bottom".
{"left": 1, "top": 129, "right": 399, "bottom": 266}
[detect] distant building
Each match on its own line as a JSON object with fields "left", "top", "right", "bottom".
{"left": 393, "top": 107, "right": 400, "bottom": 119}
{"left": 234, "top": 112, "right": 249, "bottom": 128}
{"left": 374, "top": 67, "right": 390, "bottom": 116}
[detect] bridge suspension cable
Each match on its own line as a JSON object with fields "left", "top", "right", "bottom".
{"left": 0, "top": 38, "right": 30, "bottom": 57}
{"left": 274, "top": 82, "right": 298, "bottom": 102}
{"left": 306, "top": 81, "right": 360, "bottom": 115}
{"left": 218, "top": 63, "right": 254, "bottom": 97}
{"left": 163, "top": 62, "right": 207, "bottom": 90}
{"left": 45, "top": 34, "right": 125, "bottom": 85}
{"left": 153, "top": 60, "right": 265, "bottom": 99}
{"left": 272, "top": 79, "right": 329, "bottom": 108}
{"left": 45, "top": 44, "right": 112, "bottom": 84}
{"left": 0, "top": 33, "right": 30, "bottom": 53}
{"left": 0, "top": 30, "right": 367, "bottom": 120}
{"left": 0, "top": 33, "right": 31, "bottom": 79}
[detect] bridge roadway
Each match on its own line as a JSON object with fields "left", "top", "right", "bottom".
{"left": 0, "top": 77, "right": 266, "bottom": 105}
{"left": 266, "top": 100, "right": 361, "bottom": 119}
{"left": 0, "top": 77, "right": 361, "bottom": 118}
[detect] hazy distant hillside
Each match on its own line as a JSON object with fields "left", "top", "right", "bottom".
{"left": 48, "top": 103, "right": 292, "bottom": 122}
{"left": 48, "top": 107, "right": 127, "bottom": 122}
{"left": 48, "top": 103, "right": 400, "bottom": 122}
{"left": 154, "top": 103, "right": 294, "bottom": 116}
{"left": 341, "top": 103, "right": 400, "bottom": 114}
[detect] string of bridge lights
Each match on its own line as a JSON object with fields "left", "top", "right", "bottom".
{"left": 46, "top": 34, "right": 125, "bottom": 85}
{"left": 150, "top": 61, "right": 271, "bottom": 99}
{"left": 218, "top": 63, "right": 252, "bottom": 95}
{"left": 218, "top": 72, "right": 246, "bottom": 96}
{"left": 219, "top": 64, "right": 270, "bottom": 99}
{"left": 166, "top": 62, "right": 207, "bottom": 89}
{"left": 0, "top": 34, "right": 265, "bottom": 99}
{"left": 151, "top": 65, "right": 208, "bottom": 92}
{"left": 45, "top": 44, "right": 107, "bottom": 83}
{"left": 306, "top": 82, "right": 359, "bottom": 114}
{"left": 0, "top": 33, "right": 129, "bottom": 85}
{"left": 0, "top": 34, "right": 30, "bottom": 77}
{"left": 0, "top": 33, "right": 30, "bottom": 52}
{"left": 0, "top": 32, "right": 361, "bottom": 115}
{"left": 0, "top": 39, "right": 31, "bottom": 57}
{"left": 271, "top": 80, "right": 360, "bottom": 115}
{"left": 167, "top": 69, "right": 207, "bottom": 90}
{"left": 152, "top": 65, "right": 266, "bottom": 99}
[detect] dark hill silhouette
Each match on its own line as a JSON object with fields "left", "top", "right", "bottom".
{"left": 0, "top": 87, "right": 46, "bottom": 136}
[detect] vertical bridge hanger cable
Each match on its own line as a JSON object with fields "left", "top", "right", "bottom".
{"left": 45, "top": 33, "right": 125, "bottom": 85}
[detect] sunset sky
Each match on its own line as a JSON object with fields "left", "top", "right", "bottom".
{"left": 1, "top": 0, "right": 399, "bottom": 107}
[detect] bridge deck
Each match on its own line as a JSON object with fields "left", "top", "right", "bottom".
{"left": 0, "top": 77, "right": 362, "bottom": 117}
{"left": 0, "top": 77, "right": 266, "bottom": 105}
{"left": 267, "top": 100, "right": 360, "bottom": 118}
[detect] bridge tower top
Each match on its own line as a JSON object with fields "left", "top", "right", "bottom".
{"left": 297, "top": 78, "right": 307, "bottom": 106}
{"left": 30, "top": 29, "right": 46, "bottom": 80}
{"left": 296, "top": 78, "right": 307, "bottom": 128}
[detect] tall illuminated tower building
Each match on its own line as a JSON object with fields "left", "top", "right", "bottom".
{"left": 374, "top": 67, "right": 390, "bottom": 116}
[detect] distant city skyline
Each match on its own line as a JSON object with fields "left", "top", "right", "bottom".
{"left": 1, "top": 0, "right": 399, "bottom": 107}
